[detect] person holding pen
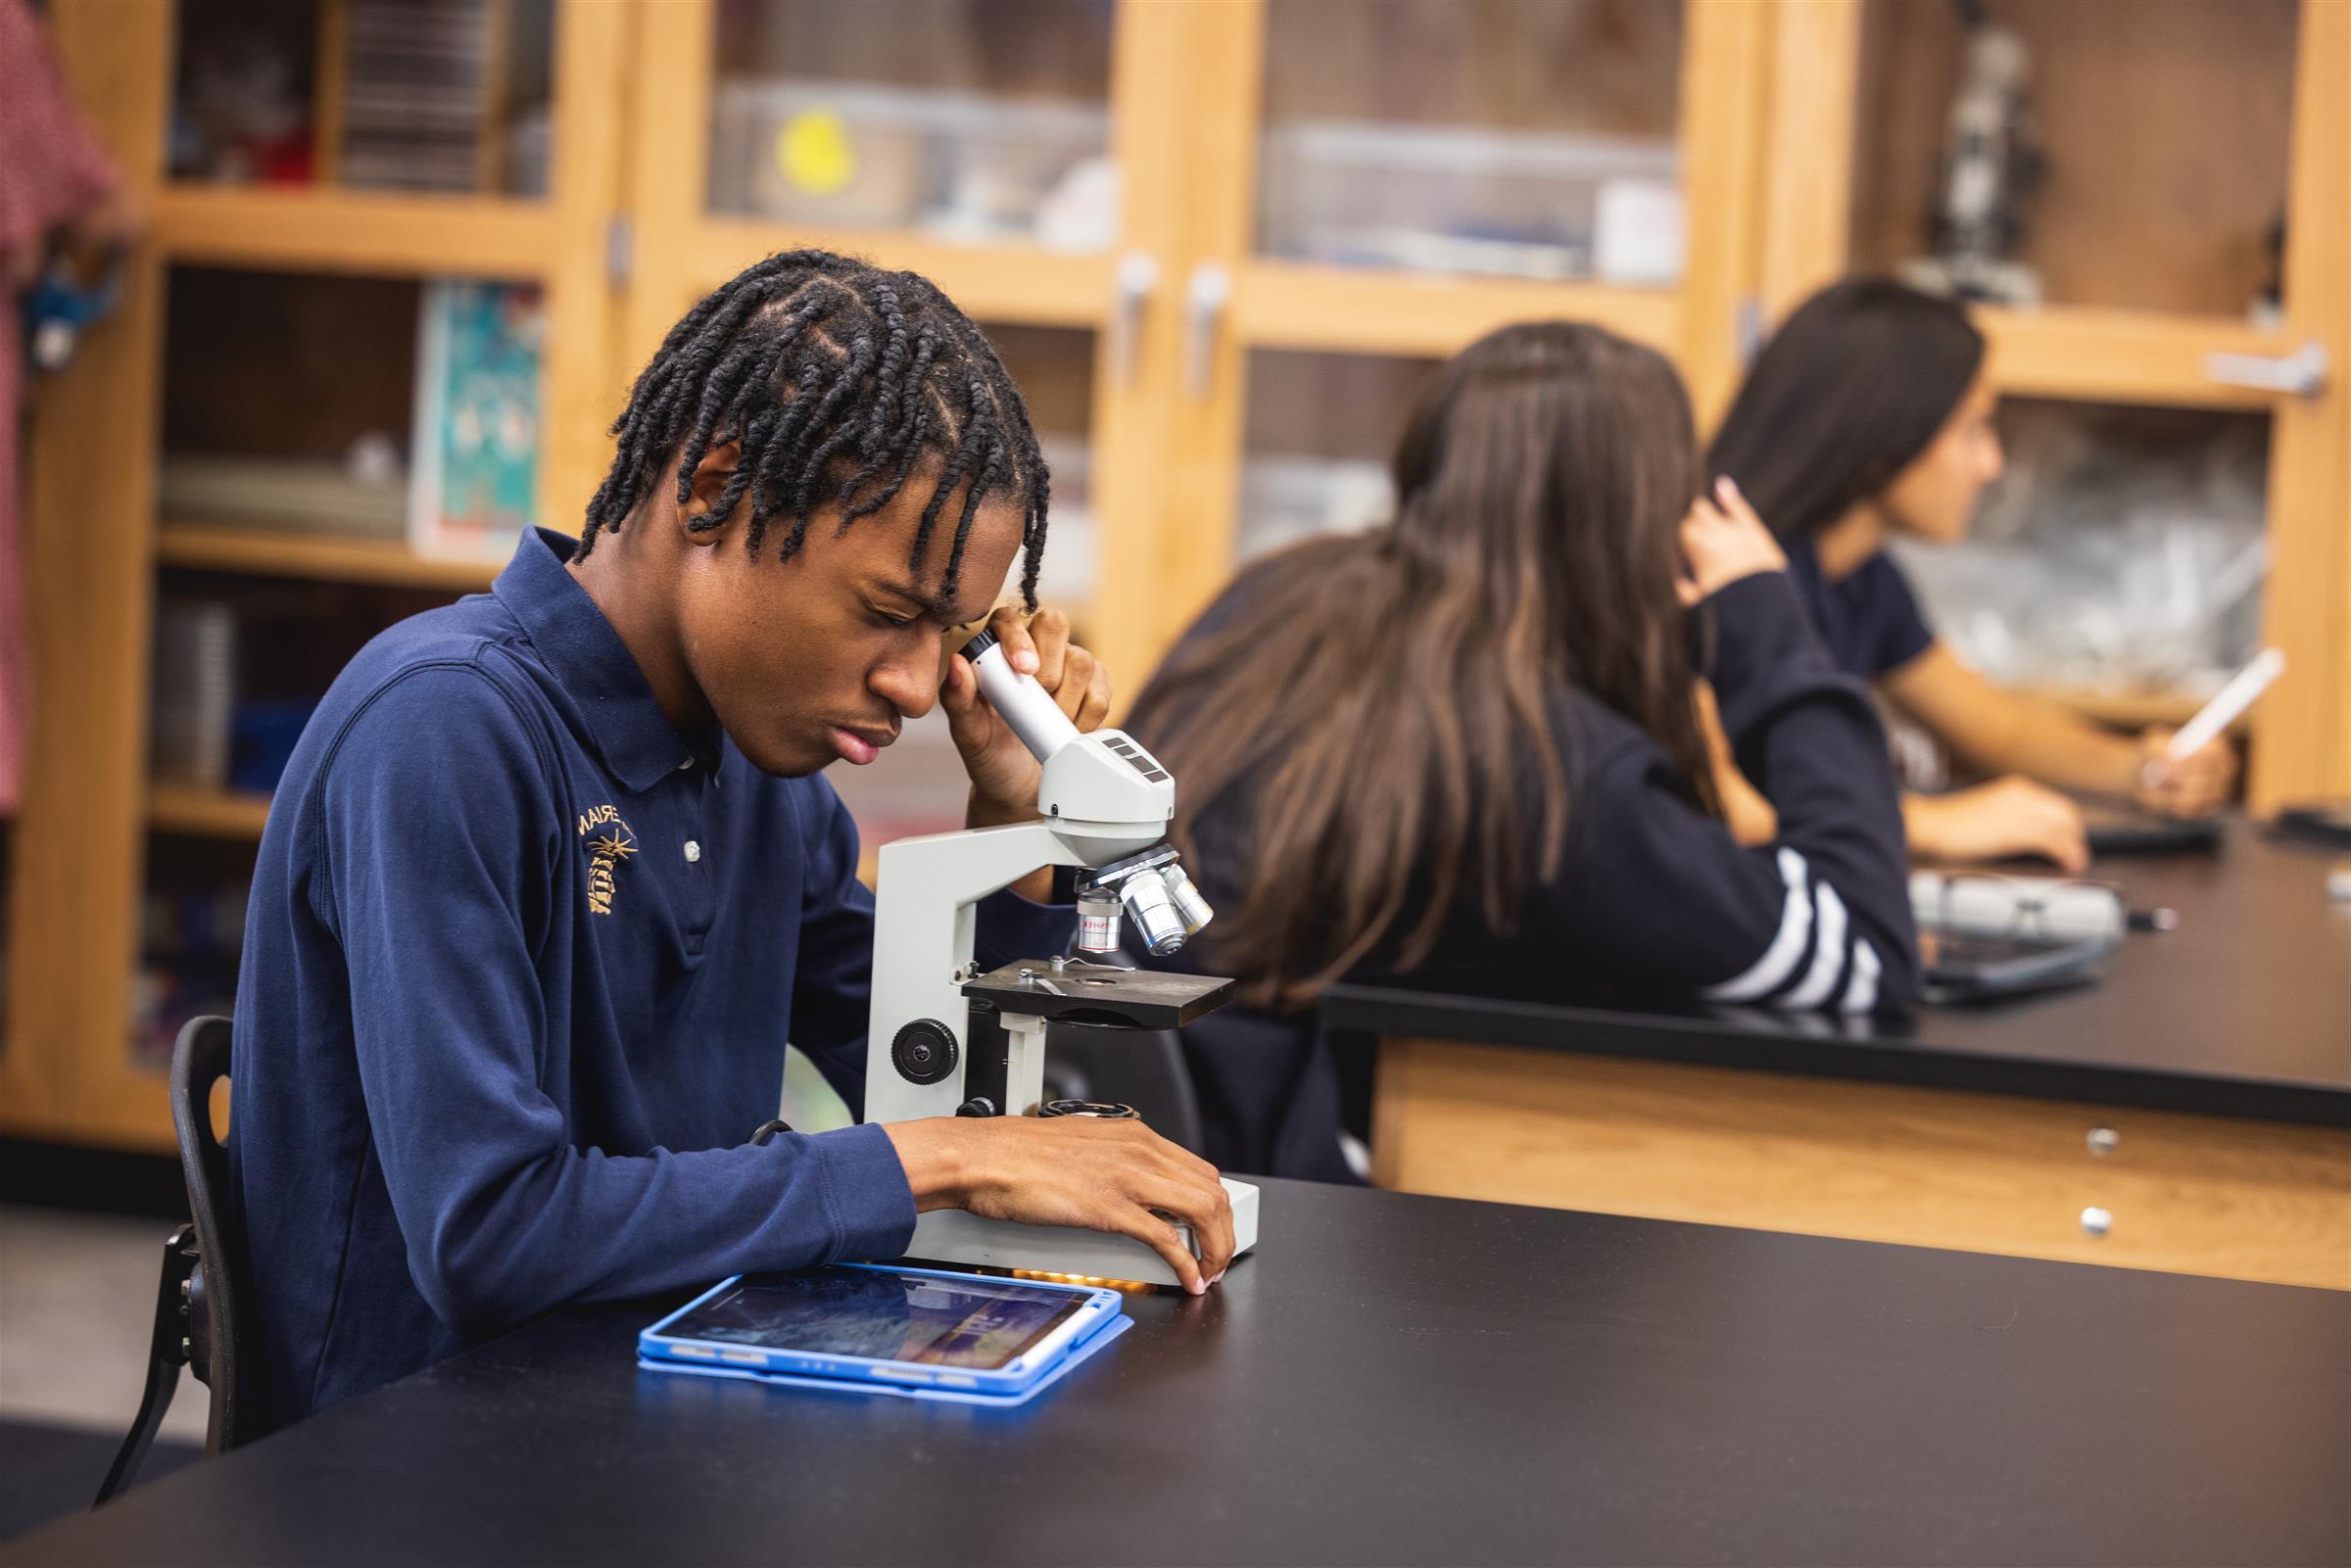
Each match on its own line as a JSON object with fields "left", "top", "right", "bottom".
{"left": 1707, "top": 279, "right": 2238, "bottom": 871}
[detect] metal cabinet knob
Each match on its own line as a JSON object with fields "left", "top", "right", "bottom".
{"left": 2081, "top": 1207, "right": 2114, "bottom": 1239}
{"left": 2087, "top": 1126, "right": 2120, "bottom": 1157}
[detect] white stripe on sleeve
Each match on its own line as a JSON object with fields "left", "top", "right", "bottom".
{"left": 1781, "top": 879, "right": 1850, "bottom": 1011}
{"left": 1702, "top": 848, "right": 1813, "bottom": 1003}
{"left": 1840, "top": 939, "right": 1882, "bottom": 1015}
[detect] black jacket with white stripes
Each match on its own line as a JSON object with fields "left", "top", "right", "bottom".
{"left": 1139, "top": 566, "right": 1920, "bottom": 1182}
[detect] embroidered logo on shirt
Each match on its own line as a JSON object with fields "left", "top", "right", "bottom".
{"left": 578, "top": 804, "right": 638, "bottom": 915}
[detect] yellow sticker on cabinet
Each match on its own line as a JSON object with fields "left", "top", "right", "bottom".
{"left": 778, "top": 109, "right": 855, "bottom": 196}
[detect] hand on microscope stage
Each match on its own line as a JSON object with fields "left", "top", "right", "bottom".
{"left": 943, "top": 602, "right": 1112, "bottom": 827}
{"left": 883, "top": 1114, "right": 1236, "bottom": 1295}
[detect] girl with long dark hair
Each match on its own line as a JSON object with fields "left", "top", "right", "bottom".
{"left": 1128, "top": 321, "right": 1918, "bottom": 1181}
{"left": 1707, "top": 279, "right": 2237, "bottom": 871}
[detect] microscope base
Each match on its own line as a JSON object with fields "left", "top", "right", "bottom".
{"left": 902, "top": 1178, "right": 1259, "bottom": 1289}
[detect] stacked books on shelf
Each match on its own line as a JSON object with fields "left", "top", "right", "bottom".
{"left": 148, "top": 597, "right": 322, "bottom": 802}
{"left": 151, "top": 600, "right": 238, "bottom": 792}
{"left": 158, "top": 278, "right": 543, "bottom": 562}
{"left": 339, "top": 0, "right": 496, "bottom": 193}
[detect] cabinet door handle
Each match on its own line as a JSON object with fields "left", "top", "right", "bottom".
{"left": 2203, "top": 341, "right": 2328, "bottom": 400}
{"left": 1184, "top": 263, "right": 1232, "bottom": 402}
{"left": 1108, "top": 253, "right": 1159, "bottom": 386}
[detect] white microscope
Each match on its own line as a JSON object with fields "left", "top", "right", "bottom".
{"left": 862, "top": 631, "right": 1260, "bottom": 1287}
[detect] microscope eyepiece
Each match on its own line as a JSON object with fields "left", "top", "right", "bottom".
{"left": 966, "top": 631, "right": 1081, "bottom": 762}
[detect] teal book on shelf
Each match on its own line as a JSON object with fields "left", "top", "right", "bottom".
{"left": 409, "top": 279, "right": 545, "bottom": 561}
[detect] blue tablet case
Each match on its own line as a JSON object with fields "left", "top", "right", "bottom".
{"left": 638, "top": 1310, "right": 1131, "bottom": 1408}
{"left": 640, "top": 1263, "right": 1124, "bottom": 1397}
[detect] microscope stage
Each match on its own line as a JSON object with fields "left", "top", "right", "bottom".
{"left": 962, "top": 960, "right": 1234, "bottom": 1029}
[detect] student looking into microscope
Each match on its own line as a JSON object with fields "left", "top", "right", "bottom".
{"left": 229, "top": 252, "right": 1235, "bottom": 1436}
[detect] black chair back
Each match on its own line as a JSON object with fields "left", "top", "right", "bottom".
{"left": 94, "top": 1016, "right": 242, "bottom": 1508}
{"left": 169, "top": 1015, "right": 241, "bottom": 1454}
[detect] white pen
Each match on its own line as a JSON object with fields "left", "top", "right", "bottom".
{"left": 2167, "top": 647, "right": 2285, "bottom": 762}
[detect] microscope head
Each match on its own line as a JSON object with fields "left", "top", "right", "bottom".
{"left": 966, "top": 631, "right": 1212, "bottom": 955}
{"left": 966, "top": 629, "right": 1172, "bottom": 831}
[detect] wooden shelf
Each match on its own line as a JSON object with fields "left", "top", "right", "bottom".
{"left": 154, "top": 183, "right": 553, "bottom": 279}
{"left": 148, "top": 783, "right": 271, "bottom": 840}
{"left": 1229, "top": 260, "right": 1682, "bottom": 359}
{"left": 688, "top": 220, "right": 1116, "bottom": 329}
{"left": 1979, "top": 306, "right": 2298, "bottom": 411}
{"left": 158, "top": 521, "right": 502, "bottom": 593}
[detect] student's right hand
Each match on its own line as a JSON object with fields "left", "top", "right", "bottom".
{"left": 882, "top": 1115, "right": 1235, "bottom": 1294}
{"left": 1904, "top": 776, "right": 2090, "bottom": 874}
{"left": 1679, "top": 477, "right": 1787, "bottom": 605}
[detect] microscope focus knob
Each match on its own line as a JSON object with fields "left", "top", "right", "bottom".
{"left": 889, "top": 1019, "right": 959, "bottom": 1085}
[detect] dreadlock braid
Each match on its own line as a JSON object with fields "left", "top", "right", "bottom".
{"left": 910, "top": 372, "right": 993, "bottom": 583}
{"left": 577, "top": 251, "right": 1051, "bottom": 612}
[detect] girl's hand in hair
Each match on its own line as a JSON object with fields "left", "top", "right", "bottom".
{"left": 1678, "top": 477, "right": 1787, "bottom": 606}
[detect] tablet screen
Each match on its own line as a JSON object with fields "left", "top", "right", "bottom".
{"left": 658, "top": 1268, "right": 1090, "bottom": 1370}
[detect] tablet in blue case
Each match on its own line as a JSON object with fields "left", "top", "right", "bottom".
{"left": 638, "top": 1263, "right": 1128, "bottom": 1403}
{"left": 639, "top": 1311, "right": 1130, "bottom": 1408}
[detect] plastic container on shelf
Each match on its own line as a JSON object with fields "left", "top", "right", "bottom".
{"left": 1891, "top": 405, "right": 2271, "bottom": 700}
{"left": 1256, "top": 119, "right": 1680, "bottom": 283}
{"left": 708, "top": 80, "right": 1112, "bottom": 249}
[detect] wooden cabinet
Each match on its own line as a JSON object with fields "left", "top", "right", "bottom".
{"left": 1373, "top": 1037, "right": 2351, "bottom": 1291}
{"left": 1760, "top": 0, "right": 2350, "bottom": 809}
{"left": 1121, "top": 0, "right": 1769, "bottom": 686}
{"left": 0, "top": 0, "right": 629, "bottom": 1151}
{"left": 5, "top": 0, "right": 2347, "bottom": 1152}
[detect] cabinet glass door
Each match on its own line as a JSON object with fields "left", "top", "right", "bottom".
{"left": 704, "top": 0, "right": 1117, "bottom": 252}
{"left": 1848, "top": 0, "right": 2297, "bottom": 318}
{"left": 1254, "top": 0, "right": 1686, "bottom": 287}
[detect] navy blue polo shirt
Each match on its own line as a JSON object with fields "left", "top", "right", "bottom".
{"left": 1781, "top": 536, "right": 1937, "bottom": 680}
{"left": 228, "top": 527, "right": 1072, "bottom": 1430}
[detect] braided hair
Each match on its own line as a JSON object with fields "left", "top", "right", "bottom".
{"left": 580, "top": 249, "right": 1050, "bottom": 609}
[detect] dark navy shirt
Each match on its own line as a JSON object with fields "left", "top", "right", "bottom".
{"left": 1781, "top": 536, "right": 1937, "bottom": 681}
{"left": 1135, "top": 557, "right": 1918, "bottom": 1180}
{"left": 228, "top": 528, "right": 1070, "bottom": 1430}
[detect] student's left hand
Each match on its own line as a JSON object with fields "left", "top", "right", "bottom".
{"left": 943, "top": 603, "right": 1112, "bottom": 827}
{"left": 2133, "top": 728, "right": 2237, "bottom": 819}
